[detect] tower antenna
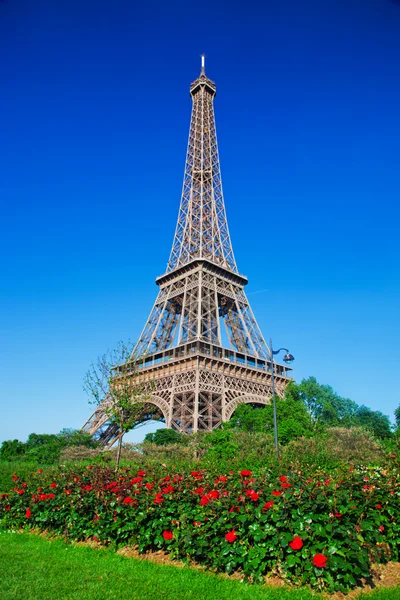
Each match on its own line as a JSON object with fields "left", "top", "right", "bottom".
{"left": 201, "top": 53, "right": 205, "bottom": 75}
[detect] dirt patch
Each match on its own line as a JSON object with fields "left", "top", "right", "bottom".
{"left": 117, "top": 546, "right": 187, "bottom": 568}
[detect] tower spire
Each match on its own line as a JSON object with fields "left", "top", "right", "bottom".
{"left": 167, "top": 59, "right": 234, "bottom": 274}
{"left": 201, "top": 53, "right": 205, "bottom": 75}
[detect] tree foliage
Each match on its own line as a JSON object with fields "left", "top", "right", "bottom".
{"left": 228, "top": 377, "right": 393, "bottom": 443}
{"left": 83, "top": 341, "right": 158, "bottom": 469}
{"left": 144, "top": 429, "right": 184, "bottom": 446}
{"left": 0, "top": 430, "right": 97, "bottom": 464}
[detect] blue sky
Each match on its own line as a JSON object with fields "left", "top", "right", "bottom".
{"left": 1, "top": 0, "right": 399, "bottom": 444}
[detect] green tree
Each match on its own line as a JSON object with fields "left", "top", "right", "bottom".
{"left": 144, "top": 428, "right": 184, "bottom": 446}
{"left": 227, "top": 396, "right": 311, "bottom": 444}
{"left": 84, "top": 341, "right": 157, "bottom": 470}
{"left": 394, "top": 404, "right": 400, "bottom": 434}
{"left": 0, "top": 439, "right": 26, "bottom": 461}
{"left": 285, "top": 377, "right": 358, "bottom": 429}
{"left": 57, "top": 428, "right": 98, "bottom": 448}
{"left": 353, "top": 406, "right": 392, "bottom": 439}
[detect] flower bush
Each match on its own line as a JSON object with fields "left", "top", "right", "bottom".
{"left": 1, "top": 463, "right": 399, "bottom": 594}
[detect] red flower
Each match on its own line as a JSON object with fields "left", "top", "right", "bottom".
{"left": 162, "top": 484, "right": 174, "bottom": 494}
{"left": 313, "top": 554, "right": 327, "bottom": 568}
{"left": 208, "top": 490, "right": 219, "bottom": 499}
{"left": 240, "top": 470, "right": 252, "bottom": 477}
{"left": 194, "top": 487, "right": 204, "bottom": 495}
{"left": 82, "top": 485, "right": 92, "bottom": 491}
{"left": 153, "top": 493, "right": 164, "bottom": 505}
{"left": 87, "top": 465, "right": 93, "bottom": 469}
{"left": 376, "top": 504, "right": 382, "bottom": 509}
{"left": 50, "top": 483, "right": 57, "bottom": 489}
{"left": 225, "top": 530, "right": 237, "bottom": 543}
{"left": 12, "top": 477, "right": 18, "bottom": 482}
{"left": 379, "top": 525, "right": 384, "bottom": 532}
{"left": 262, "top": 501, "right": 274, "bottom": 511}
{"left": 64, "top": 490, "right": 71, "bottom": 495}
{"left": 145, "top": 483, "right": 154, "bottom": 490}
{"left": 5, "top": 506, "right": 11, "bottom": 511}
{"left": 137, "top": 470, "right": 146, "bottom": 476}
{"left": 289, "top": 536, "right": 303, "bottom": 550}
{"left": 324, "top": 479, "right": 331, "bottom": 486}
{"left": 163, "top": 530, "right": 173, "bottom": 541}
{"left": 123, "top": 496, "right": 135, "bottom": 505}
{"left": 229, "top": 506, "right": 240, "bottom": 513}
{"left": 249, "top": 491, "right": 259, "bottom": 501}
{"left": 215, "top": 475, "right": 227, "bottom": 484}
{"left": 193, "top": 521, "right": 202, "bottom": 527}
{"left": 25, "top": 508, "right": 31, "bottom": 518}
{"left": 130, "top": 477, "right": 143, "bottom": 485}
{"left": 272, "top": 490, "right": 282, "bottom": 497}
{"left": 38, "top": 469, "right": 43, "bottom": 474}
{"left": 279, "top": 476, "right": 288, "bottom": 483}
{"left": 200, "top": 495, "right": 209, "bottom": 506}
{"left": 334, "top": 512, "right": 342, "bottom": 519}
{"left": 281, "top": 483, "right": 292, "bottom": 489}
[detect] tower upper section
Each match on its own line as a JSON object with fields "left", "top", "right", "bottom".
{"left": 166, "top": 58, "right": 237, "bottom": 274}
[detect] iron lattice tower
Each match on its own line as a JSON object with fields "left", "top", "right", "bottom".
{"left": 82, "top": 58, "right": 292, "bottom": 446}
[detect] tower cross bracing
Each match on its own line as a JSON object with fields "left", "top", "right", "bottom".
{"left": 82, "top": 59, "right": 292, "bottom": 446}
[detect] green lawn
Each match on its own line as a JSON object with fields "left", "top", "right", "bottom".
{"left": 0, "top": 533, "right": 398, "bottom": 600}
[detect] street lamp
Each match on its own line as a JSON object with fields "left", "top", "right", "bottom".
{"left": 269, "top": 338, "right": 295, "bottom": 459}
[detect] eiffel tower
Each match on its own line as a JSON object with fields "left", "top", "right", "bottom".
{"left": 82, "top": 58, "right": 293, "bottom": 446}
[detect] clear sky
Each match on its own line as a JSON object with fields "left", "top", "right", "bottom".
{"left": 1, "top": 0, "right": 399, "bottom": 445}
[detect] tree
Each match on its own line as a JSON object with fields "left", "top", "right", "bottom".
{"left": 144, "top": 428, "right": 184, "bottom": 446}
{"left": 0, "top": 429, "right": 99, "bottom": 464}
{"left": 0, "top": 439, "right": 26, "bottom": 461}
{"left": 285, "top": 378, "right": 358, "bottom": 429}
{"left": 84, "top": 341, "right": 157, "bottom": 470}
{"left": 227, "top": 396, "right": 311, "bottom": 444}
{"left": 394, "top": 404, "right": 400, "bottom": 434}
{"left": 353, "top": 406, "right": 392, "bottom": 440}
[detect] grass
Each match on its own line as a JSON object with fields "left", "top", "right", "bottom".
{"left": 0, "top": 533, "right": 399, "bottom": 600}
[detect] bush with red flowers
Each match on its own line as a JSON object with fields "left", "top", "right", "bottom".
{"left": 0, "top": 463, "right": 399, "bottom": 594}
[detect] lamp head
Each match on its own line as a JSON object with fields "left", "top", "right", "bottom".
{"left": 282, "top": 352, "right": 295, "bottom": 364}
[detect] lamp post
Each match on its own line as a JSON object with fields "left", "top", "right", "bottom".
{"left": 269, "top": 338, "right": 295, "bottom": 459}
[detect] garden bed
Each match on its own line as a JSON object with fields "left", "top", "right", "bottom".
{"left": 1, "top": 463, "right": 399, "bottom": 595}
